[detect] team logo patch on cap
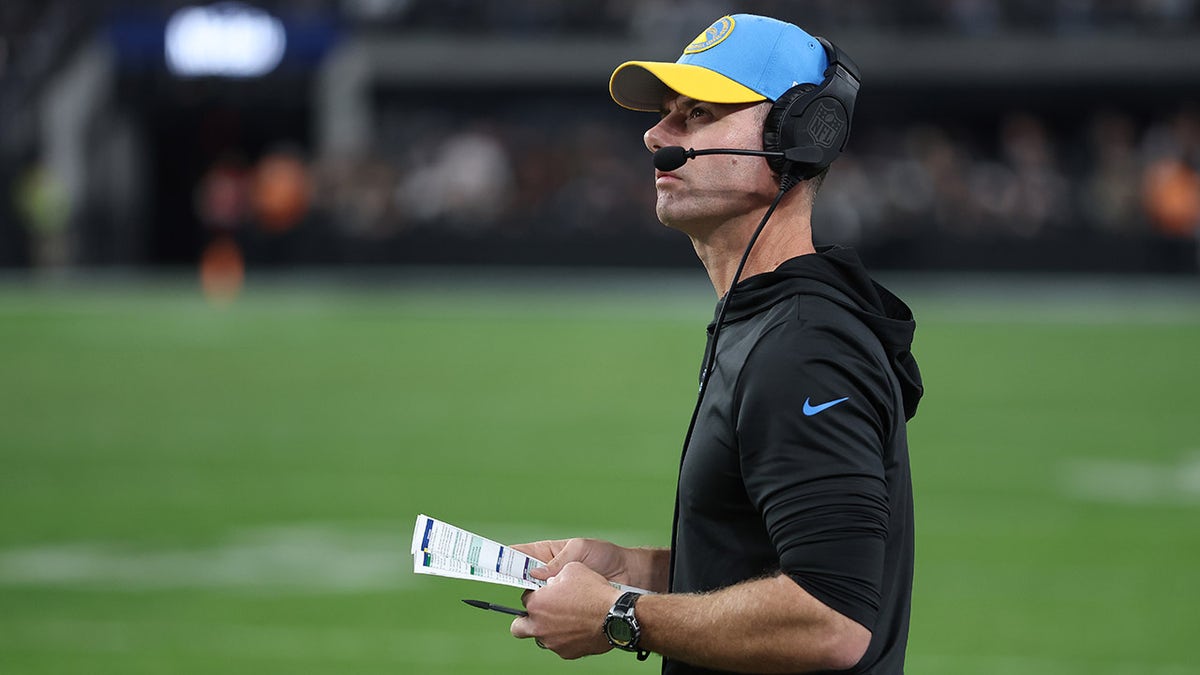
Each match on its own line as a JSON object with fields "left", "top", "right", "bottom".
{"left": 684, "top": 15, "right": 735, "bottom": 54}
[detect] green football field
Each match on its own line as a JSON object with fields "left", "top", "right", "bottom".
{"left": 1, "top": 270, "right": 1198, "bottom": 675}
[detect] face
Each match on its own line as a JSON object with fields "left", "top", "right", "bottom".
{"left": 643, "top": 93, "right": 779, "bottom": 236}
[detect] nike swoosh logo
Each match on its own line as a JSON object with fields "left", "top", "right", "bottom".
{"left": 803, "top": 396, "right": 850, "bottom": 416}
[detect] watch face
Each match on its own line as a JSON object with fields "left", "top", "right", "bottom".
{"left": 606, "top": 618, "right": 634, "bottom": 645}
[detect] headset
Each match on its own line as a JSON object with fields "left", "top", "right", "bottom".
{"left": 653, "top": 36, "right": 861, "bottom": 187}
{"left": 761, "top": 36, "right": 862, "bottom": 182}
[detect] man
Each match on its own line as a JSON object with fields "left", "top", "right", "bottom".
{"left": 510, "top": 14, "right": 923, "bottom": 674}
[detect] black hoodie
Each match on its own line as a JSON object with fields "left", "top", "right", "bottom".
{"left": 665, "top": 247, "right": 923, "bottom": 675}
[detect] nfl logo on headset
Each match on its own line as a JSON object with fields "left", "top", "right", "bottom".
{"left": 808, "top": 100, "right": 846, "bottom": 148}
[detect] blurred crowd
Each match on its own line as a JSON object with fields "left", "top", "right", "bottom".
{"left": 822, "top": 107, "right": 1200, "bottom": 245}
{"left": 304, "top": 100, "right": 1200, "bottom": 252}
{"left": 2, "top": 0, "right": 1199, "bottom": 270}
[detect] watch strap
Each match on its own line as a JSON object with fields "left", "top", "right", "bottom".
{"left": 606, "top": 591, "right": 650, "bottom": 661}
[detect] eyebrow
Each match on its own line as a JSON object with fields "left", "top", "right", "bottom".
{"left": 659, "top": 95, "right": 701, "bottom": 116}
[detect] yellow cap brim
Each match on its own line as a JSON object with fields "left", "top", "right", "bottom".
{"left": 609, "top": 61, "right": 767, "bottom": 112}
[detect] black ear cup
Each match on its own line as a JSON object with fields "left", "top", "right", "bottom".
{"left": 763, "top": 83, "right": 817, "bottom": 177}
{"left": 761, "top": 38, "right": 860, "bottom": 181}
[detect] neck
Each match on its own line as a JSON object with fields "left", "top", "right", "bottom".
{"left": 691, "top": 191, "right": 816, "bottom": 297}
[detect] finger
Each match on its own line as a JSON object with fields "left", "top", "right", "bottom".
{"left": 556, "top": 561, "right": 593, "bottom": 580}
{"left": 520, "top": 589, "right": 533, "bottom": 607}
{"left": 508, "top": 542, "right": 542, "bottom": 557}
{"left": 510, "top": 539, "right": 563, "bottom": 562}
{"left": 510, "top": 616, "right": 535, "bottom": 640}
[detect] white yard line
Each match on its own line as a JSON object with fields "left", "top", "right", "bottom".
{"left": 0, "top": 520, "right": 662, "bottom": 592}
{"left": 1062, "top": 451, "right": 1200, "bottom": 506}
{"left": 0, "top": 523, "right": 411, "bottom": 592}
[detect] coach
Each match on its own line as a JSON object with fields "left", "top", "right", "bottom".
{"left": 510, "top": 13, "right": 924, "bottom": 674}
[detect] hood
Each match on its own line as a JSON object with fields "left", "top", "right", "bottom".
{"left": 713, "top": 246, "right": 924, "bottom": 420}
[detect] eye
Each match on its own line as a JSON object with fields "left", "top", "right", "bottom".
{"left": 687, "top": 106, "right": 710, "bottom": 120}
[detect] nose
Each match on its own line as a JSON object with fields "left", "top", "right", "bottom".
{"left": 644, "top": 116, "right": 673, "bottom": 155}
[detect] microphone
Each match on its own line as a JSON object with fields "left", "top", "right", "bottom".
{"left": 652, "top": 145, "right": 824, "bottom": 172}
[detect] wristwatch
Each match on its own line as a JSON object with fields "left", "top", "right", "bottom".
{"left": 603, "top": 591, "right": 650, "bottom": 661}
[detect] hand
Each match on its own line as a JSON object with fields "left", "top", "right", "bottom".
{"left": 509, "top": 561, "right": 622, "bottom": 659}
{"left": 510, "top": 538, "right": 632, "bottom": 584}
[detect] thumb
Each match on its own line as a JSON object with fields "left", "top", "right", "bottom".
{"left": 510, "top": 615, "right": 535, "bottom": 639}
{"left": 533, "top": 542, "right": 584, "bottom": 579}
{"left": 510, "top": 540, "right": 564, "bottom": 577}
{"left": 530, "top": 556, "right": 563, "bottom": 580}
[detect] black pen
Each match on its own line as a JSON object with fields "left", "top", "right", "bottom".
{"left": 462, "top": 599, "right": 528, "bottom": 617}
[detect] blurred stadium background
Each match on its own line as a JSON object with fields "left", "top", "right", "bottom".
{"left": 1, "top": 1, "right": 1198, "bottom": 674}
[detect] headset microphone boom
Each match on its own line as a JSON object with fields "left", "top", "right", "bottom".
{"left": 652, "top": 146, "right": 825, "bottom": 173}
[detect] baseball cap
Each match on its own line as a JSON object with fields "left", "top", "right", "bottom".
{"left": 610, "top": 14, "right": 829, "bottom": 112}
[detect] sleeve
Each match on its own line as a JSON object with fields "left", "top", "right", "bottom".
{"left": 733, "top": 318, "right": 894, "bottom": 630}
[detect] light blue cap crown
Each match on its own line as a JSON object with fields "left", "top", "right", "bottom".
{"left": 610, "top": 14, "right": 829, "bottom": 111}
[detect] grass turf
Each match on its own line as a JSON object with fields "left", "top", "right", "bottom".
{"left": 1, "top": 273, "right": 1197, "bottom": 674}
